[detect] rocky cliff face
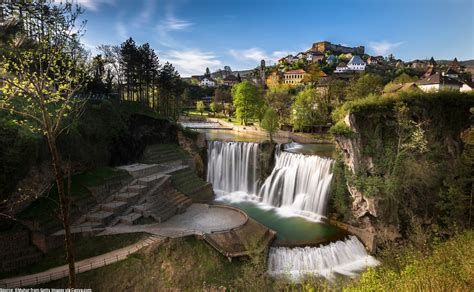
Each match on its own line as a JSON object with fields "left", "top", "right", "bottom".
{"left": 333, "top": 92, "right": 474, "bottom": 248}
{"left": 335, "top": 114, "right": 379, "bottom": 231}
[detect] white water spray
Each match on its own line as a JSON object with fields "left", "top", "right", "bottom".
{"left": 268, "top": 236, "right": 380, "bottom": 280}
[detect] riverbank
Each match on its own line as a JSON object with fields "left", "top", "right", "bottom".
{"left": 180, "top": 116, "right": 333, "bottom": 144}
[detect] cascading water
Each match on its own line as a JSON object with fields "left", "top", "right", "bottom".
{"left": 259, "top": 151, "right": 333, "bottom": 219}
{"left": 206, "top": 140, "right": 378, "bottom": 280}
{"left": 207, "top": 141, "right": 334, "bottom": 219}
{"left": 207, "top": 140, "right": 259, "bottom": 196}
{"left": 268, "top": 236, "right": 380, "bottom": 280}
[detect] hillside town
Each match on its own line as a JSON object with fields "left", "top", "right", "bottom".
{"left": 186, "top": 41, "right": 474, "bottom": 94}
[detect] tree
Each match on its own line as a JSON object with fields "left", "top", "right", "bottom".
{"left": 0, "top": 1, "right": 87, "bottom": 287}
{"left": 346, "top": 73, "right": 384, "bottom": 100}
{"left": 264, "top": 84, "right": 292, "bottom": 124}
{"left": 302, "top": 63, "right": 323, "bottom": 84}
{"left": 214, "top": 87, "right": 231, "bottom": 108}
{"left": 383, "top": 73, "right": 418, "bottom": 93}
{"left": 210, "top": 101, "right": 223, "bottom": 115}
{"left": 157, "top": 62, "right": 182, "bottom": 120}
{"left": 231, "top": 81, "right": 264, "bottom": 125}
{"left": 291, "top": 88, "right": 329, "bottom": 132}
{"left": 204, "top": 67, "right": 211, "bottom": 78}
{"left": 328, "top": 79, "right": 348, "bottom": 105}
{"left": 261, "top": 108, "right": 279, "bottom": 142}
{"left": 196, "top": 100, "right": 205, "bottom": 116}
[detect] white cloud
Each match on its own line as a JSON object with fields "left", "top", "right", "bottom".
{"left": 162, "top": 50, "right": 223, "bottom": 77}
{"left": 369, "top": 40, "right": 404, "bottom": 56}
{"left": 228, "top": 48, "right": 268, "bottom": 63}
{"left": 163, "top": 17, "right": 193, "bottom": 31}
{"left": 74, "top": 0, "right": 114, "bottom": 11}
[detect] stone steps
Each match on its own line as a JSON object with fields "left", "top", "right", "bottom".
{"left": 137, "top": 173, "right": 167, "bottom": 187}
{"left": 101, "top": 201, "right": 128, "bottom": 214}
{"left": 119, "top": 212, "right": 143, "bottom": 225}
{"left": 116, "top": 163, "right": 163, "bottom": 178}
{"left": 126, "top": 184, "right": 148, "bottom": 194}
{"left": 114, "top": 192, "right": 140, "bottom": 203}
{"left": 84, "top": 210, "right": 115, "bottom": 225}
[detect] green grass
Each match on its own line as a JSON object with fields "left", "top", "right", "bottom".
{"left": 170, "top": 168, "right": 207, "bottom": 195}
{"left": 37, "top": 237, "right": 244, "bottom": 290}
{"left": 141, "top": 144, "right": 191, "bottom": 164}
{"left": 0, "top": 233, "right": 145, "bottom": 279}
{"left": 183, "top": 109, "right": 209, "bottom": 117}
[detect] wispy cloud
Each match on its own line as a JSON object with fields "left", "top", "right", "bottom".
{"left": 162, "top": 17, "right": 194, "bottom": 31}
{"left": 162, "top": 50, "right": 223, "bottom": 77}
{"left": 75, "top": 0, "right": 114, "bottom": 11}
{"left": 228, "top": 48, "right": 268, "bottom": 63}
{"left": 369, "top": 40, "right": 404, "bottom": 56}
{"left": 155, "top": 5, "right": 194, "bottom": 48}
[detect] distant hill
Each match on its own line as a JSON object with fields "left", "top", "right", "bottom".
{"left": 435, "top": 59, "right": 474, "bottom": 68}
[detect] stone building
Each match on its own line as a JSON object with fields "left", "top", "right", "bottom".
{"left": 309, "top": 41, "right": 365, "bottom": 55}
{"left": 283, "top": 69, "right": 308, "bottom": 86}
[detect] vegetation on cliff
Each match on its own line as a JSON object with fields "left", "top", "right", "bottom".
{"left": 330, "top": 91, "right": 474, "bottom": 243}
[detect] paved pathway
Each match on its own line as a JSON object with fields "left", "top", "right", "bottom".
{"left": 0, "top": 235, "right": 162, "bottom": 288}
{"left": 0, "top": 204, "right": 247, "bottom": 288}
{"left": 100, "top": 203, "right": 247, "bottom": 238}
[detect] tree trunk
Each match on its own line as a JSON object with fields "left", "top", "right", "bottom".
{"left": 47, "top": 135, "right": 76, "bottom": 288}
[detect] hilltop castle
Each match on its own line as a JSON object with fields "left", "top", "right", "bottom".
{"left": 308, "top": 41, "right": 365, "bottom": 55}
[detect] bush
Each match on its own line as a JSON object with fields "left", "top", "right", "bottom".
{"left": 329, "top": 121, "right": 354, "bottom": 138}
{"left": 345, "top": 231, "right": 474, "bottom": 291}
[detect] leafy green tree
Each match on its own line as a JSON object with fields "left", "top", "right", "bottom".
{"left": 209, "top": 101, "right": 223, "bottom": 114}
{"left": 196, "top": 100, "right": 205, "bottom": 116}
{"left": 264, "top": 84, "right": 292, "bottom": 124}
{"left": 232, "top": 81, "right": 264, "bottom": 125}
{"left": 0, "top": 1, "right": 87, "bottom": 287}
{"left": 328, "top": 79, "right": 348, "bottom": 105}
{"left": 302, "top": 63, "right": 323, "bottom": 84}
{"left": 291, "top": 88, "right": 329, "bottom": 131}
{"left": 261, "top": 108, "right": 279, "bottom": 142}
{"left": 346, "top": 73, "right": 384, "bottom": 100}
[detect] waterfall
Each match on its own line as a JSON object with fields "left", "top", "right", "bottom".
{"left": 207, "top": 141, "right": 334, "bottom": 219}
{"left": 207, "top": 140, "right": 259, "bottom": 196}
{"left": 268, "top": 236, "right": 380, "bottom": 280}
{"left": 259, "top": 151, "right": 333, "bottom": 218}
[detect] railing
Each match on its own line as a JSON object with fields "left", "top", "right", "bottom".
{"left": 0, "top": 237, "right": 157, "bottom": 288}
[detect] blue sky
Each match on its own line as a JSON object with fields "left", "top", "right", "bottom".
{"left": 78, "top": 0, "right": 474, "bottom": 77}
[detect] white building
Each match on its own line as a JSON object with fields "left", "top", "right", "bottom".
{"left": 200, "top": 77, "right": 216, "bottom": 87}
{"left": 416, "top": 72, "right": 462, "bottom": 92}
{"left": 460, "top": 81, "right": 474, "bottom": 92}
{"left": 347, "top": 55, "right": 366, "bottom": 71}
